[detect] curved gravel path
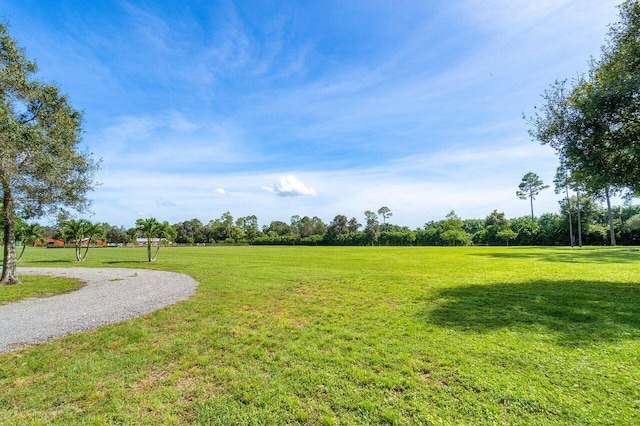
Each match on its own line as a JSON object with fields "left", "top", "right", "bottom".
{"left": 0, "top": 268, "right": 198, "bottom": 353}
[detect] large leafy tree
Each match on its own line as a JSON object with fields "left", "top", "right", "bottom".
{"left": 328, "top": 214, "right": 348, "bottom": 235}
{"left": 516, "top": 172, "right": 549, "bottom": 219}
{"left": 262, "top": 220, "right": 291, "bottom": 237}
{"left": 590, "top": 0, "right": 640, "bottom": 192}
{"left": 528, "top": 1, "right": 640, "bottom": 247}
{"left": 236, "top": 215, "right": 260, "bottom": 242}
{"left": 310, "top": 216, "right": 328, "bottom": 236}
{"left": 103, "top": 223, "right": 130, "bottom": 244}
{"left": 221, "top": 211, "right": 234, "bottom": 240}
{"left": 440, "top": 211, "right": 469, "bottom": 246}
{"left": 0, "top": 23, "right": 98, "bottom": 284}
{"left": 377, "top": 206, "right": 392, "bottom": 230}
{"left": 172, "top": 218, "right": 206, "bottom": 244}
{"left": 364, "top": 210, "right": 379, "bottom": 246}
{"left": 347, "top": 217, "right": 361, "bottom": 233}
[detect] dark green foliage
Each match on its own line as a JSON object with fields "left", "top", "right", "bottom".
{"left": 364, "top": 210, "right": 379, "bottom": 246}
{"left": 85, "top": 201, "right": 640, "bottom": 248}
{"left": 103, "top": 223, "right": 130, "bottom": 244}
{"left": 378, "top": 231, "right": 416, "bottom": 246}
{"left": 517, "top": 172, "right": 549, "bottom": 219}
{"left": 0, "top": 23, "right": 98, "bottom": 283}
{"left": 529, "top": 1, "right": 640, "bottom": 199}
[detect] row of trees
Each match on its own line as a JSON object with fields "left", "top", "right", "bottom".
{"left": 12, "top": 202, "right": 640, "bottom": 254}
{"left": 11, "top": 217, "right": 174, "bottom": 263}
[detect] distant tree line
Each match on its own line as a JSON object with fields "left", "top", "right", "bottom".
{"left": 8, "top": 202, "right": 640, "bottom": 249}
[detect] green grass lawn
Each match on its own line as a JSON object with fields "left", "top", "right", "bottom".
{"left": 0, "top": 274, "right": 83, "bottom": 305}
{"left": 1, "top": 246, "right": 639, "bottom": 425}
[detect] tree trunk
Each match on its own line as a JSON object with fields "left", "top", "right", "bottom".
{"left": 1, "top": 180, "right": 20, "bottom": 284}
{"left": 565, "top": 185, "right": 574, "bottom": 247}
{"left": 530, "top": 196, "right": 534, "bottom": 220}
{"left": 74, "top": 241, "right": 86, "bottom": 261}
{"left": 605, "top": 187, "right": 617, "bottom": 246}
{"left": 16, "top": 243, "right": 27, "bottom": 262}
{"left": 80, "top": 242, "right": 89, "bottom": 261}
{"left": 576, "top": 189, "right": 582, "bottom": 247}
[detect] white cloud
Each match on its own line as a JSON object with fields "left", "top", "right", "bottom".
{"left": 157, "top": 200, "right": 177, "bottom": 207}
{"left": 263, "top": 175, "right": 317, "bottom": 197}
{"left": 87, "top": 140, "right": 569, "bottom": 229}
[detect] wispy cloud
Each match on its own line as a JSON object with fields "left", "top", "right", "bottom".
{"left": 168, "top": 111, "right": 199, "bottom": 132}
{"left": 93, "top": 112, "right": 253, "bottom": 173}
{"left": 5, "top": 0, "right": 627, "bottom": 228}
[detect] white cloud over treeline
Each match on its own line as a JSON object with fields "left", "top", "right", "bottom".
{"left": 263, "top": 175, "right": 317, "bottom": 197}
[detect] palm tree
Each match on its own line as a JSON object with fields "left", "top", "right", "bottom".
{"left": 62, "top": 219, "right": 103, "bottom": 261}
{"left": 80, "top": 221, "right": 104, "bottom": 261}
{"left": 63, "top": 219, "right": 90, "bottom": 261}
{"left": 135, "top": 218, "right": 175, "bottom": 261}
{"left": 16, "top": 223, "right": 44, "bottom": 262}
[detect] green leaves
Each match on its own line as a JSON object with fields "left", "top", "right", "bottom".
{"left": 61, "top": 219, "right": 104, "bottom": 261}
{"left": 529, "top": 1, "right": 640, "bottom": 195}
{"left": 516, "top": 172, "right": 549, "bottom": 219}
{"left": 135, "top": 218, "right": 175, "bottom": 261}
{"left": 1, "top": 23, "right": 98, "bottom": 282}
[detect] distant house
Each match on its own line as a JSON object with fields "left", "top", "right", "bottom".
{"left": 81, "top": 238, "right": 108, "bottom": 247}
{"left": 135, "top": 238, "right": 163, "bottom": 246}
{"left": 36, "top": 238, "right": 65, "bottom": 248}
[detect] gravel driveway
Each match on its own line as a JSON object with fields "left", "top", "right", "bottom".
{"left": 0, "top": 268, "right": 198, "bottom": 353}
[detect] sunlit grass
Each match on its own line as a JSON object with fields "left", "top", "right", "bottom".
{"left": 0, "top": 275, "right": 83, "bottom": 304}
{"left": 1, "top": 246, "right": 639, "bottom": 424}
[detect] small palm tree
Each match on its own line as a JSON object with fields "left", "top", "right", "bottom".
{"left": 62, "top": 219, "right": 103, "bottom": 261}
{"left": 81, "top": 221, "right": 105, "bottom": 261}
{"left": 135, "top": 218, "right": 175, "bottom": 261}
{"left": 63, "top": 219, "right": 89, "bottom": 261}
{"left": 16, "top": 223, "right": 44, "bottom": 262}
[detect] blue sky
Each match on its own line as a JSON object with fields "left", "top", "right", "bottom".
{"left": 3, "top": 0, "right": 622, "bottom": 228}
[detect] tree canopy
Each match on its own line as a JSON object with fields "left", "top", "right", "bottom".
{"left": 517, "top": 172, "right": 549, "bottom": 219}
{"left": 135, "top": 218, "right": 175, "bottom": 262}
{"left": 529, "top": 0, "right": 640, "bottom": 199}
{"left": 0, "top": 23, "right": 98, "bottom": 284}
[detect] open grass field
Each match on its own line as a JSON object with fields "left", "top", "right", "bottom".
{"left": 1, "top": 246, "right": 639, "bottom": 425}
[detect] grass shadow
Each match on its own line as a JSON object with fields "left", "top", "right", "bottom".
{"left": 26, "top": 260, "right": 76, "bottom": 265}
{"left": 468, "top": 247, "right": 640, "bottom": 264}
{"left": 421, "top": 279, "right": 640, "bottom": 346}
